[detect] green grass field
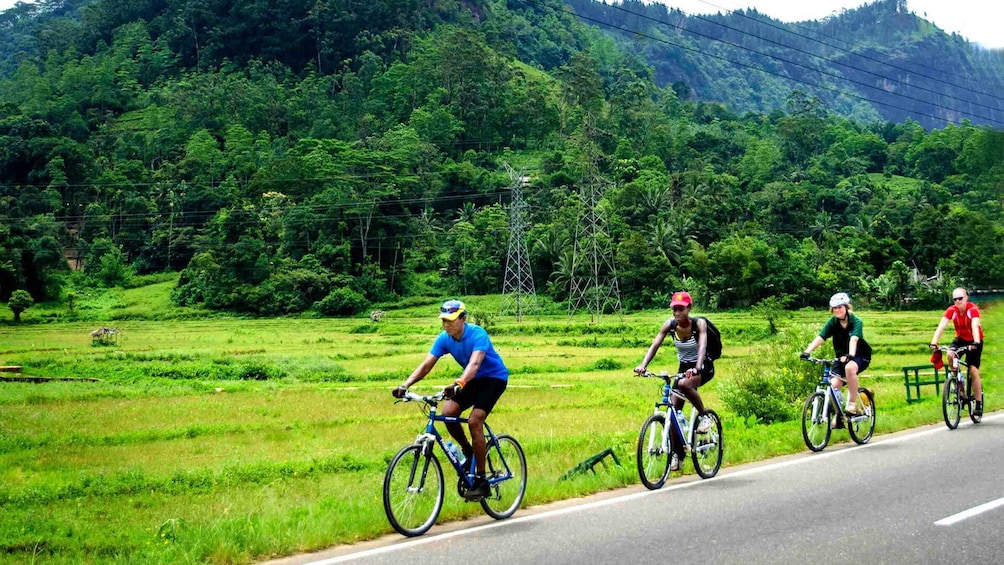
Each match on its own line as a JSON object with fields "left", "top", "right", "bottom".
{"left": 0, "top": 289, "right": 998, "bottom": 564}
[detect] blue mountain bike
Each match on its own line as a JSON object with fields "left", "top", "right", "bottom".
{"left": 383, "top": 390, "right": 527, "bottom": 536}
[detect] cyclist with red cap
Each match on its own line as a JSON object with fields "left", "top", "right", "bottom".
{"left": 392, "top": 299, "right": 509, "bottom": 500}
{"left": 930, "top": 287, "right": 984, "bottom": 417}
{"left": 635, "top": 291, "right": 717, "bottom": 469}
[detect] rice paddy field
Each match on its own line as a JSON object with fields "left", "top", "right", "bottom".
{"left": 0, "top": 289, "right": 998, "bottom": 563}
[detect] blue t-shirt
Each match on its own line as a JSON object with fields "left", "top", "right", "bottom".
{"left": 430, "top": 323, "right": 509, "bottom": 382}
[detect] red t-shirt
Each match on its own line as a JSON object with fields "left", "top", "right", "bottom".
{"left": 944, "top": 302, "right": 984, "bottom": 341}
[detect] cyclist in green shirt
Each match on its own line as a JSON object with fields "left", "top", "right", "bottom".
{"left": 800, "top": 292, "right": 872, "bottom": 418}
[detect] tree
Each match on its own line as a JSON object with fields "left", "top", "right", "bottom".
{"left": 8, "top": 289, "right": 33, "bottom": 322}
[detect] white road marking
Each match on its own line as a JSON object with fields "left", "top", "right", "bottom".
{"left": 935, "top": 496, "right": 1004, "bottom": 526}
{"left": 308, "top": 413, "right": 1003, "bottom": 564}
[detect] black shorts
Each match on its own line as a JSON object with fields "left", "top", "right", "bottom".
{"left": 832, "top": 355, "right": 870, "bottom": 378}
{"left": 453, "top": 377, "right": 507, "bottom": 415}
{"left": 952, "top": 338, "right": 983, "bottom": 369}
{"left": 678, "top": 359, "right": 715, "bottom": 385}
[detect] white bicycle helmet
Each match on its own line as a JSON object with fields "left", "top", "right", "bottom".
{"left": 829, "top": 292, "right": 851, "bottom": 308}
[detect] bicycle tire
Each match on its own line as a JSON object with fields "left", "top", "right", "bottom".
{"left": 943, "top": 376, "right": 961, "bottom": 429}
{"left": 480, "top": 434, "right": 527, "bottom": 519}
{"left": 691, "top": 409, "right": 723, "bottom": 479}
{"left": 847, "top": 388, "right": 875, "bottom": 444}
{"left": 383, "top": 444, "right": 444, "bottom": 537}
{"left": 801, "top": 391, "right": 831, "bottom": 452}
{"left": 636, "top": 413, "right": 671, "bottom": 489}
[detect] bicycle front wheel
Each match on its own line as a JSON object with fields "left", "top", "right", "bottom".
{"left": 636, "top": 413, "right": 671, "bottom": 489}
{"left": 943, "top": 376, "right": 961, "bottom": 429}
{"left": 801, "top": 391, "right": 831, "bottom": 452}
{"left": 480, "top": 434, "right": 527, "bottom": 519}
{"left": 383, "top": 444, "right": 444, "bottom": 537}
{"left": 847, "top": 388, "right": 875, "bottom": 444}
{"left": 691, "top": 410, "right": 723, "bottom": 479}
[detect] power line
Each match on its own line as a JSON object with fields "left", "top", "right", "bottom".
{"left": 686, "top": 0, "right": 1004, "bottom": 103}
{"left": 551, "top": 0, "right": 1004, "bottom": 126}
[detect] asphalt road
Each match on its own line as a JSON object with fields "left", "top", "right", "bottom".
{"left": 279, "top": 413, "right": 1004, "bottom": 565}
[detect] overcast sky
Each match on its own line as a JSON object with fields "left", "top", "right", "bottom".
{"left": 1, "top": 0, "right": 1001, "bottom": 49}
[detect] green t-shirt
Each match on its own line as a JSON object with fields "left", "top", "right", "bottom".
{"left": 819, "top": 313, "right": 872, "bottom": 359}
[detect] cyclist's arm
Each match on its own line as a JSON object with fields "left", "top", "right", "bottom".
{"left": 636, "top": 321, "right": 672, "bottom": 372}
{"left": 847, "top": 335, "right": 859, "bottom": 358}
{"left": 971, "top": 315, "right": 982, "bottom": 345}
{"left": 402, "top": 354, "right": 440, "bottom": 388}
{"left": 456, "top": 350, "right": 486, "bottom": 387}
{"left": 931, "top": 316, "right": 951, "bottom": 346}
{"left": 803, "top": 335, "right": 824, "bottom": 356}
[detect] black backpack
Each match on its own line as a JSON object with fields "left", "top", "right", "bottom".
{"left": 669, "top": 316, "right": 723, "bottom": 361}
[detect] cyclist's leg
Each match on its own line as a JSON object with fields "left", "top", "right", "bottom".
{"left": 843, "top": 360, "right": 860, "bottom": 406}
{"left": 968, "top": 344, "right": 983, "bottom": 403}
{"left": 441, "top": 400, "right": 470, "bottom": 454}
{"left": 466, "top": 378, "right": 507, "bottom": 475}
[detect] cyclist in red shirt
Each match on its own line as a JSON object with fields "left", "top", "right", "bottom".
{"left": 930, "top": 287, "right": 984, "bottom": 416}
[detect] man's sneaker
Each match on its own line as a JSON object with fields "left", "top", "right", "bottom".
{"left": 670, "top": 452, "right": 681, "bottom": 471}
{"left": 844, "top": 404, "right": 860, "bottom": 417}
{"left": 464, "top": 476, "right": 490, "bottom": 501}
{"left": 974, "top": 400, "right": 983, "bottom": 417}
{"left": 696, "top": 415, "right": 713, "bottom": 434}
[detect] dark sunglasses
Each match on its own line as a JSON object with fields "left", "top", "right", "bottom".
{"left": 441, "top": 306, "right": 461, "bottom": 313}
{"left": 953, "top": 297, "right": 965, "bottom": 302}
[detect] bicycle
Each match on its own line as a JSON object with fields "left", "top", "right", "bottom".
{"left": 934, "top": 344, "right": 983, "bottom": 429}
{"left": 382, "top": 390, "right": 527, "bottom": 537}
{"left": 635, "top": 371, "right": 723, "bottom": 489}
{"left": 800, "top": 357, "right": 876, "bottom": 452}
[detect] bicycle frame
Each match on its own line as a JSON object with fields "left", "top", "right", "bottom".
{"left": 941, "top": 346, "right": 973, "bottom": 400}
{"left": 807, "top": 358, "right": 865, "bottom": 424}
{"left": 644, "top": 372, "right": 699, "bottom": 456}
{"left": 406, "top": 392, "right": 515, "bottom": 490}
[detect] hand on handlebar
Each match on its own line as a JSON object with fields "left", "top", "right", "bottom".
{"left": 799, "top": 351, "right": 811, "bottom": 360}
{"left": 634, "top": 366, "right": 647, "bottom": 376}
{"left": 392, "top": 386, "right": 408, "bottom": 399}
{"left": 929, "top": 343, "right": 939, "bottom": 351}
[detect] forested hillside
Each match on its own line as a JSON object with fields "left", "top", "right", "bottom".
{"left": 1, "top": 0, "right": 1003, "bottom": 318}
{"left": 569, "top": 0, "right": 1004, "bottom": 130}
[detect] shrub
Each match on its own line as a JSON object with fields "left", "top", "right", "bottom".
{"left": 719, "top": 325, "right": 819, "bottom": 423}
{"left": 317, "top": 287, "right": 370, "bottom": 316}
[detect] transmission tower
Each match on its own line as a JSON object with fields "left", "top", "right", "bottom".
{"left": 568, "top": 171, "right": 622, "bottom": 322}
{"left": 500, "top": 162, "right": 537, "bottom": 322}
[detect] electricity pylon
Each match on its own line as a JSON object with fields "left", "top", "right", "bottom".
{"left": 500, "top": 162, "right": 537, "bottom": 322}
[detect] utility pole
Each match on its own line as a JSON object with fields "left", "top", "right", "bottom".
{"left": 569, "top": 170, "right": 622, "bottom": 323}
{"left": 500, "top": 162, "right": 537, "bottom": 322}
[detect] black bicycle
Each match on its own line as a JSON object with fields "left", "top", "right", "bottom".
{"left": 934, "top": 345, "right": 983, "bottom": 429}
{"left": 800, "top": 357, "right": 876, "bottom": 452}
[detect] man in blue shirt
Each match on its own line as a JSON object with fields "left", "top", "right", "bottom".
{"left": 393, "top": 300, "right": 509, "bottom": 500}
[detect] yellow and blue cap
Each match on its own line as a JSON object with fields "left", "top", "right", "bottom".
{"left": 439, "top": 300, "right": 466, "bottom": 321}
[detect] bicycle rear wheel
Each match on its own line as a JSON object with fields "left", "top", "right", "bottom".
{"left": 801, "top": 391, "right": 831, "bottom": 452}
{"left": 847, "top": 388, "right": 875, "bottom": 444}
{"left": 968, "top": 376, "right": 982, "bottom": 424}
{"left": 480, "top": 434, "right": 527, "bottom": 519}
{"left": 383, "top": 444, "right": 444, "bottom": 537}
{"left": 691, "top": 410, "right": 723, "bottom": 479}
{"left": 943, "top": 376, "right": 961, "bottom": 429}
{"left": 636, "top": 413, "right": 671, "bottom": 489}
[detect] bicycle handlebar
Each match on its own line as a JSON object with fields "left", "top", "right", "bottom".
{"left": 636, "top": 370, "right": 687, "bottom": 385}
{"left": 930, "top": 344, "right": 977, "bottom": 353}
{"left": 800, "top": 356, "right": 838, "bottom": 365}
{"left": 398, "top": 390, "right": 446, "bottom": 404}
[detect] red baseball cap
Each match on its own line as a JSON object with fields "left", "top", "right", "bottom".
{"left": 670, "top": 291, "right": 692, "bottom": 308}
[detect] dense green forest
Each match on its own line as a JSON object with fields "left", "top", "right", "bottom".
{"left": 1, "top": 0, "right": 1003, "bottom": 317}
